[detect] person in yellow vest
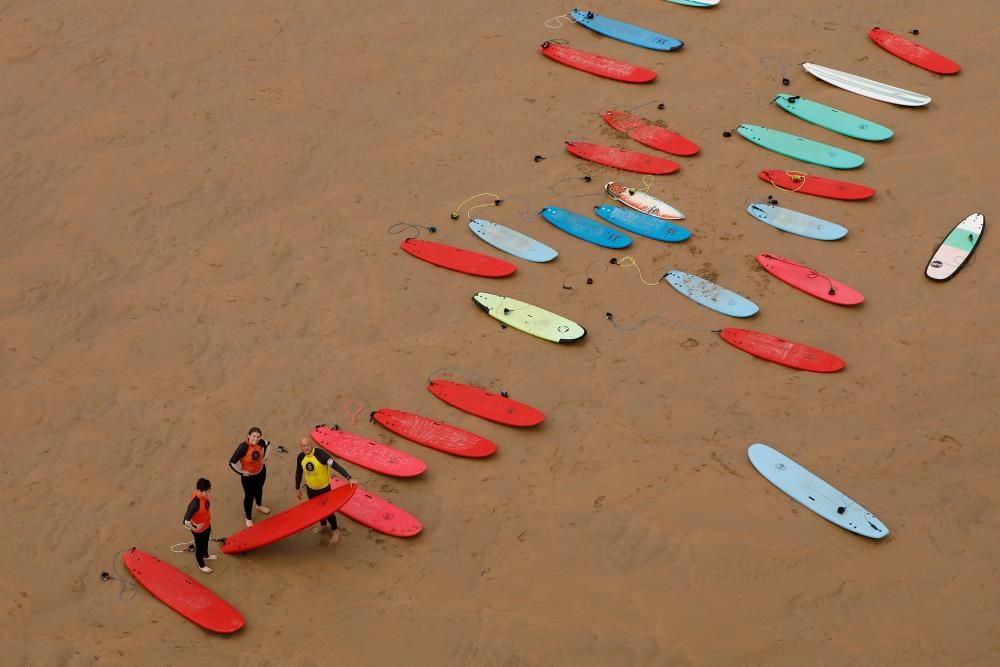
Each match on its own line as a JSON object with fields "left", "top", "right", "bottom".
{"left": 295, "top": 436, "right": 356, "bottom": 544}
{"left": 182, "top": 478, "right": 218, "bottom": 573}
{"left": 228, "top": 426, "right": 271, "bottom": 527}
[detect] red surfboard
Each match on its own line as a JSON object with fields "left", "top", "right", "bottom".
{"left": 565, "top": 141, "right": 680, "bottom": 175}
{"left": 330, "top": 479, "right": 423, "bottom": 538}
{"left": 869, "top": 28, "right": 960, "bottom": 75}
{"left": 428, "top": 380, "right": 545, "bottom": 427}
{"left": 758, "top": 170, "right": 876, "bottom": 201}
{"left": 756, "top": 253, "right": 864, "bottom": 305}
{"left": 122, "top": 548, "right": 244, "bottom": 633}
{"left": 539, "top": 42, "right": 656, "bottom": 83}
{"left": 372, "top": 408, "right": 497, "bottom": 458}
{"left": 311, "top": 426, "right": 427, "bottom": 477}
{"left": 602, "top": 111, "right": 700, "bottom": 156}
{"left": 221, "top": 484, "right": 357, "bottom": 554}
{"left": 719, "top": 328, "right": 845, "bottom": 373}
{"left": 400, "top": 239, "right": 516, "bottom": 277}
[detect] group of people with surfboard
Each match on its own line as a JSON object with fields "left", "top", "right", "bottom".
{"left": 182, "top": 427, "right": 356, "bottom": 573}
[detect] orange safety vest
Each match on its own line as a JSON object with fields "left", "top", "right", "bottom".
{"left": 189, "top": 492, "right": 211, "bottom": 533}
{"left": 240, "top": 441, "right": 265, "bottom": 475}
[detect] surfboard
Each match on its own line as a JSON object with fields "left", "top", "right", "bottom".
{"left": 758, "top": 170, "right": 876, "bottom": 201}
{"left": 469, "top": 219, "right": 558, "bottom": 263}
{"left": 869, "top": 27, "right": 960, "bottom": 75}
{"left": 605, "top": 181, "right": 684, "bottom": 220}
{"left": 571, "top": 10, "right": 683, "bottom": 51}
{"left": 663, "top": 271, "right": 759, "bottom": 317}
{"left": 594, "top": 204, "right": 691, "bottom": 243}
{"left": 122, "top": 548, "right": 245, "bottom": 633}
{"left": 221, "top": 484, "right": 357, "bottom": 554}
{"left": 737, "top": 124, "right": 865, "bottom": 169}
{"left": 372, "top": 409, "right": 497, "bottom": 458}
{"left": 565, "top": 141, "right": 680, "bottom": 175}
{"left": 748, "top": 444, "right": 889, "bottom": 539}
{"left": 666, "top": 0, "right": 719, "bottom": 6}
{"left": 602, "top": 111, "right": 700, "bottom": 156}
{"left": 428, "top": 379, "right": 546, "bottom": 427}
{"left": 310, "top": 426, "right": 427, "bottom": 478}
{"left": 756, "top": 253, "right": 864, "bottom": 305}
{"left": 539, "top": 42, "right": 657, "bottom": 83}
{"left": 802, "top": 62, "right": 931, "bottom": 107}
{"left": 719, "top": 328, "right": 845, "bottom": 372}
{"left": 330, "top": 479, "right": 423, "bottom": 538}
{"left": 539, "top": 206, "right": 631, "bottom": 249}
{"left": 746, "top": 203, "right": 848, "bottom": 241}
{"left": 400, "top": 239, "right": 516, "bottom": 277}
{"left": 926, "top": 213, "right": 985, "bottom": 281}
{"left": 472, "top": 292, "right": 586, "bottom": 343}
{"left": 773, "top": 94, "right": 893, "bottom": 142}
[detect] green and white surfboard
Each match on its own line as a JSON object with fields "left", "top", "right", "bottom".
{"left": 774, "top": 94, "right": 893, "bottom": 142}
{"left": 926, "top": 213, "right": 984, "bottom": 281}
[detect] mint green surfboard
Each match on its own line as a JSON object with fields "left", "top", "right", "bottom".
{"left": 737, "top": 124, "right": 865, "bottom": 170}
{"left": 774, "top": 94, "right": 893, "bottom": 142}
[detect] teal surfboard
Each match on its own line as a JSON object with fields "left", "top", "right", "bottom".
{"left": 665, "top": 0, "right": 719, "bottom": 6}
{"left": 663, "top": 270, "right": 759, "bottom": 317}
{"left": 539, "top": 206, "right": 631, "bottom": 249}
{"left": 774, "top": 94, "right": 893, "bottom": 142}
{"left": 593, "top": 204, "right": 690, "bottom": 243}
{"left": 746, "top": 203, "right": 847, "bottom": 241}
{"left": 571, "top": 10, "right": 683, "bottom": 51}
{"left": 737, "top": 124, "right": 865, "bottom": 169}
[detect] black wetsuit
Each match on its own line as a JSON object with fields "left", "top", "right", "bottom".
{"left": 295, "top": 447, "right": 352, "bottom": 529}
{"left": 183, "top": 496, "right": 211, "bottom": 567}
{"left": 229, "top": 439, "right": 270, "bottom": 520}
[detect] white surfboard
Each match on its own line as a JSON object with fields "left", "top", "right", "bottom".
{"left": 802, "top": 62, "right": 931, "bottom": 107}
{"left": 748, "top": 443, "right": 889, "bottom": 539}
{"left": 469, "top": 219, "right": 558, "bottom": 263}
{"left": 606, "top": 181, "right": 685, "bottom": 220}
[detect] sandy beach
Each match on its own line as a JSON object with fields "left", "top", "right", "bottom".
{"left": 2, "top": 0, "right": 999, "bottom": 664}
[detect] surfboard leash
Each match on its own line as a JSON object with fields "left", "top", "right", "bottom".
{"left": 610, "top": 256, "right": 665, "bottom": 286}
{"left": 543, "top": 14, "right": 579, "bottom": 30}
{"left": 386, "top": 222, "right": 437, "bottom": 239}
{"left": 763, "top": 171, "right": 809, "bottom": 193}
{"left": 561, "top": 257, "right": 609, "bottom": 289}
{"left": 426, "top": 366, "right": 498, "bottom": 391}
{"left": 450, "top": 192, "right": 502, "bottom": 220}
{"left": 102, "top": 550, "right": 138, "bottom": 601}
{"left": 758, "top": 253, "right": 837, "bottom": 296}
{"left": 549, "top": 175, "right": 603, "bottom": 198}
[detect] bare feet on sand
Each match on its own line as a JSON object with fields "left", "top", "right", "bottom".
{"left": 328, "top": 529, "right": 341, "bottom": 545}
{"left": 256, "top": 504, "right": 270, "bottom": 514}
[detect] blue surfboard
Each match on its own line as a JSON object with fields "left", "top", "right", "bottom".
{"left": 745, "top": 203, "right": 848, "bottom": 241}
{"left": 572, "top": 10, "right": 683, "bottom": 52}
{"left": 539, "top": 206, "right": 631, "bottom": 249}
{"left": 469, "top": 219, "right": 558, "bottom": 263}
{"left": 663, "top": 270, "right": 759, "bottom": 317}
{"left": 593, "top": 204, "right": 690, "bottom": 243}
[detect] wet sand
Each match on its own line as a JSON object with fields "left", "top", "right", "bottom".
{"left": 2, "top": 1, "right": 999, "bottom": 665}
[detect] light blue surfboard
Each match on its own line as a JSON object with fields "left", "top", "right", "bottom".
{"left": 593, "top": 204, "right": 690, "bottom": 243}
{"left": 469, "top": 219, "right": 558, "bottom": 263}
{"left": 539, "top": 206, "right": 631, "bottom": 249}
{"left": 749, "top": 443, "right": 889, "bottom": 539}
{"left": 773, "top": 94, "right": 893, "bottom": 142}
{"left": 746, "top": 203, "right": 848, "bottom": 241}
{"left": 737, "top": 124, "right": 865, "bottom": 169}
{"left": 663, "top": 270, "right": 759, "bottom": 317}
{"left": 571, "top": 10, "right": 683, "bottom": 51}
{"left": 665, "top": 0, "right": 719, "bottom": 6}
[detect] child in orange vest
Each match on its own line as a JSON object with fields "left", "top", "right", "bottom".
{"left": 182, "top": 478, "right": 218, "bottom": 573}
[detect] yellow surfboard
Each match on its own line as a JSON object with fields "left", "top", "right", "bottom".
{"left": 472, "top": 292, "right": 586, "bottom": 343}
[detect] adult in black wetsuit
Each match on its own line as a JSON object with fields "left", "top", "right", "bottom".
{"left": 295, "top": 436, "right": 356, "bottom": 544}
{"left": 228, "top": 426, "right": 271, "bottom": 527}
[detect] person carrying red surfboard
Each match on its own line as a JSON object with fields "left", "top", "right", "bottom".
{"left": 295, "top": 437, "right": 356, "bottom": 544}
{"left": 182, "top": 478, "right": 219, "bottom": 573}
{"left": 228, "top": 426, "right": 271, "bottom": 527}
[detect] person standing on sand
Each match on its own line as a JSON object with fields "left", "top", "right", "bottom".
{"left": 295, "top": 436, "right": 356, "bottom": 544}
{"left": 182, "top": 478, "right": 218, "bottom": 573}
{"left": 228, "top": 426, "right": 271, "bottom": 527}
